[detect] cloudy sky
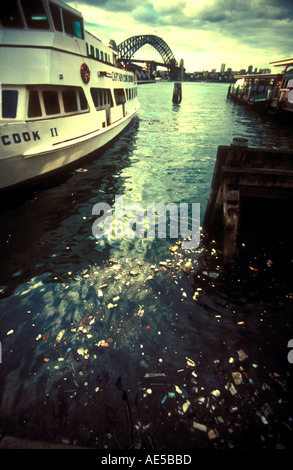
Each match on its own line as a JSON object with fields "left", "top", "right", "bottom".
{"left": 68, "top": 0, "right": 293, "bottom": 72}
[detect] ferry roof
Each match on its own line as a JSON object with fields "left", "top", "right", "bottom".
{"left": 234, "top": 73, "right": 280, "bottom": 80}
{"left": 270, "top": 58, "right": 293, "bottom": 67}
{"left": 49, "top": 0, "right": 83, "bottom": 18}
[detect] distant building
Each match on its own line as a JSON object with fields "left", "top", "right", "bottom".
{"left": 221, "top": 63, "right": 226, "bottom": 73}
{"left": 248, "top": 65, "right": 253, "bottom": 74}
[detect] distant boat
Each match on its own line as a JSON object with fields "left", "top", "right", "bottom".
{"left": 227, "top": 73, "right": 282, "bottom": 107}
{"left": 268, "top": 58, "right": 293, "bottom": 115}
{"left": 0, "top": 0, "right": 140, "bottom": 191}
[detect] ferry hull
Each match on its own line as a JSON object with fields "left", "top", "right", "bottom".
{"left": 0, "top": 110, "right": 137, "bottom": 192}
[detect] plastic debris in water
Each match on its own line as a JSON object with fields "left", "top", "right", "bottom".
{"left": 161, "top": 394, "right": 167, "bottom": 404}
{"left": 56, "top": 329, "right": 65, "bottom": 343}
{"left": 208, "top": 428, "right": 219, "bottom": 439}
{"left": 75, "top": 168, "right": 88, "bottom": 173}
{"left": 202, "top": 271, "right": 220, "bottom": 279}
{"left": 169, "top": 245, "right": 178, "bottom": 252}
{"left": 192, "top": 422, "right": 207, "bottom": 432}
{"left": 182, "top": 261, "right": 193, "bottom": 274}
{"left": 229, "top": 383, "right": 237, "bottom": 395}
{"left": 96, "top": 340, "right": 109, "bottom": 348}
{"left": 186, "top": 357, "right": 196, "bottom": 367}
{"left": 237, "top": 349, "right": 248, "bottom": 361}
{"left": 182, "top": 400, "right": 191, "bottom": 413}
{"left": 144, "top": 373, "right": 166, "bottom": 378}
{"left": 232, "top": 372, "right": 242, "bottom": 385}
{"left": 77, "top": 347, "right": 89, "bottom": 359}
{"left": 129, "top": 270, "right": 139, "bottom": 277}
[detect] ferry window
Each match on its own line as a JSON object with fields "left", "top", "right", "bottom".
{"left": 86, "top": 43, "right": 89, "bottom": 55}
{"left": 62, "top": 89, "right": 78, "bottom": 113}
{"left": 114, "top": 89, "right": 126, "bottom": 105}
{"left": 62, "top": 10, "right": 83, "bottom": 39}
{"left": 90, "top": 88, "right": 113, "bottom": 108}
{"left": 90, "top": 88, "right": 99, "bottom": 107}
{"left": 98, "top": 89, "right": 102, "bottom": 105}
{"left": 90, "top": 45, "right": 94, "bottom": 57}
{"left": 95, "top": 48, "right": 99, "bottom": 60}
{"left": 2, "top": 90, "right": 18, "bottom": 118}
{"left": 21, "top": 0, "right": 50, "bottom": 30}
{"left": 28, "top": 90, "right": 42, "bottom": 118}
{"left": 49, "top": 2, "right": 62, "bottom": 32}
{"left": 43, "top": 90, "right": 60, "bottom": 115}
{"left": 100, "top": 51, "right": 104, "bottom": 61}
{"left": 0, "top": 1, "right": 24, "bottom": 28}
{"left": 78, "top": 90, "right": 88, "bottom": 110}
{"left": 106, "top": 89, "right": 113, "bottom": 106}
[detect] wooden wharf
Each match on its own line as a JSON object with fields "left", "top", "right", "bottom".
{"left": 203, "top": 138, "right": 293, "bottom": 268}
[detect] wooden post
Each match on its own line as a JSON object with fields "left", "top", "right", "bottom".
{"left": 173, "top": 82, "right": 182, "bottom": 103}
{"left": 227, "top": 84, "right": 231, "bottom": 99}
{"left": 226, "top": 137, "right": 248, "bottom": 166}
{"left": 223, "top": 184, "right": 240, "bottom": 269}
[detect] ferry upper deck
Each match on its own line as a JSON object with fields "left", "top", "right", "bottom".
{"left": 0, "top": 0, "right": 119, "bottom": 69}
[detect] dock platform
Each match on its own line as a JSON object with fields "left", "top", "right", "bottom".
{"left": 203, "top": 138, "right": 293, "bottom": 268}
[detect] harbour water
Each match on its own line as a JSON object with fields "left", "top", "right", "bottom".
{"left": 1, "top": 82, "right": 293, "bottom": 449}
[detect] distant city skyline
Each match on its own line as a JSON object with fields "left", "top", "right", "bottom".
{"left": 68, "top": 0, "right": 293, "bottom": 73}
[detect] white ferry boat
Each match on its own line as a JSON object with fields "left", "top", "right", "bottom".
{"left": 0, "top": 0, "right": 140, "bottom": 191}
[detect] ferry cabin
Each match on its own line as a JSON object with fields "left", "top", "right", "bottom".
{"left": 227, "top": 73, "right": 282, "bottom": 106}
{"left": 0, "top": 0, "right": 139, "bottom": 190}
{"left": 269, "top": 58, "right": 293, "bottom": 114}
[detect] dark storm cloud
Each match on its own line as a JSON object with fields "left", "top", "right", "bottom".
{"left": 185, "top": 0, "right": 293, "bottom": 59}
{"left": 75, "top": 0, "right": 293, "bottom": 26}
{"left": 186, "top": 0, "right": 293, "bottom": 26}
{"left": 76, "top": 0, "right": 137, "bottom": 13}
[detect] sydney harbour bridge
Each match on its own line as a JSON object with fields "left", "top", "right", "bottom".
{"left": 116, "top": 35, "right": 183, "bottom": 81}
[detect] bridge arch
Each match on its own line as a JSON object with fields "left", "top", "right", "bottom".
{"left": 117, "top": 35, "right": 178, "bottom": 67}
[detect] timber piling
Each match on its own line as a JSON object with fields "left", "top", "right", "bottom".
{"left": 203, "top": 138, "right": 293, "bottom": 268}
{"left": 172, "top": 82, "right": 182, "bottom": 103}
